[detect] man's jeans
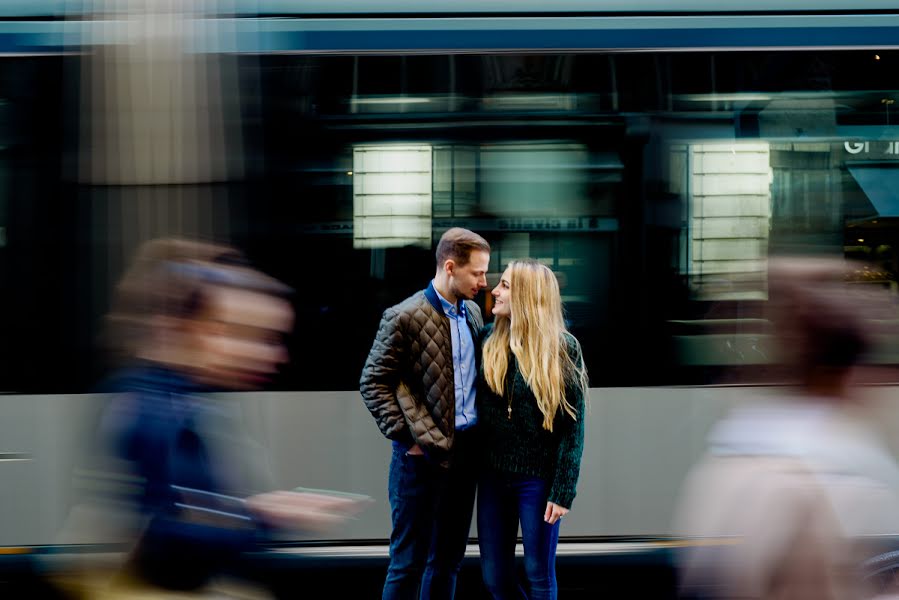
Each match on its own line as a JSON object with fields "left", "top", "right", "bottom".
{"left": 477, "top": 473, "right": 561, "bottom": 600}
{"left": 382, "top": 429, "right": 479, "bottom": 600}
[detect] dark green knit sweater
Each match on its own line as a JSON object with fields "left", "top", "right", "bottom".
{"left": 478, "top": 328, "right": 586, "bottom": 509}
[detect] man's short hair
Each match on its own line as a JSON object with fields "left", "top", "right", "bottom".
{"left": 435, "top": 228, "right": 490, "bottom": 267}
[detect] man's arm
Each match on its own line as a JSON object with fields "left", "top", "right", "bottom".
{"left": 360, "top": 307, "right": 413, "bottom": 445}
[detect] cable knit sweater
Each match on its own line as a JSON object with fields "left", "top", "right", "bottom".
{"left": 479, "top": 327, "right": 586, "bottom": 509}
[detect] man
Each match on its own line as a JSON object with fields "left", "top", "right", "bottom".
{"left": 361, "top": 228, "right": 491, "bottom": 600}
{"left": 95, "top": 238, "right": 363, "bottom": 593}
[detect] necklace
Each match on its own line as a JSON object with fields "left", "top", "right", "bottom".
{"left": 507, "top": 381, "right": 513, "bottom": 420}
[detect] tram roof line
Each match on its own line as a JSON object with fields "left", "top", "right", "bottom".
{"left": 12, "top": 10, "right": 899, "bottom": 53}
{"left": 8, "top": 1, "right": 899, "bottom": 18}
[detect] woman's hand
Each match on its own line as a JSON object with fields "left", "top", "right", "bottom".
{"left": 544, "top": 501, "right": 568, "bottom": 525}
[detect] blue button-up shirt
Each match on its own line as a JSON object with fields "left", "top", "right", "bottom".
{"left": 433, "top": 282, "right": 478, "bottom": 431}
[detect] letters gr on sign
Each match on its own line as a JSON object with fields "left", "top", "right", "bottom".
{"left": 844, "top": 141, "right": 899, "bottom": 155}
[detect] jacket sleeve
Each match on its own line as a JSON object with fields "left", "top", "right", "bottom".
{"left": 360, "top": 307, "right": 413, "bottom": 445}
{"left": 549, "top": 338, "right": 587, "bottom": 509}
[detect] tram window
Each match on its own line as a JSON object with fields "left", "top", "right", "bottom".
{"left": 352, "top": 144, "right": 433, "bottom": 249}
{"left": 237, "top": 50, "right": 899, "bottom": 389}
{"left": 0, "top": 57, "right": 74, "bottom": 393}
{"left": 10, "top": 50, "right": 899, "bottom": 391}
{"left": 657, "top": 54, "right": 899, "bottom": 381}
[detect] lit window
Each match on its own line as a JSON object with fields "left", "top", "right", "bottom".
{"left": 674, "top": 142, "right": 772, "bottom": 301}
{"left": 353, "top": 145, "right": 433, "bottom": 249}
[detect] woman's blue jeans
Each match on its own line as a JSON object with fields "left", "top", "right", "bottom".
{"left": 477, "top": 472, "right": 560, "bottom": 600}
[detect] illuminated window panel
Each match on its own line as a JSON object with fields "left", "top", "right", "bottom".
{"left": 353, "top": 145, "right": 433, "bottom": 249}
{"left": 682, "top": 142, "right": 772, "bottom": 301}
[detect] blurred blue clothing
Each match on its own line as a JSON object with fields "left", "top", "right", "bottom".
{"left": 99, "top": 363, "right": 260, "bottom": 590}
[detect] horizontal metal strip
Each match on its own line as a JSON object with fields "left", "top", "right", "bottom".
{"left": 270, "top": 538, "right": 733, "bottom": 560}
{"left": 0, "top": 537, "right": 739, "bottom": 558}
{"left": 11, "top": 1, "right": 899, "bottom": 18}
{"left": 7, "top": 16, "right": 899, "bottom": 52}
{"left": 205, "top": 20, "right": 899, "bottom": 53}
{"left": 249, "top": 1, "right": 899, "bottom": 16}
{"left": 0, "top": 452, "right": 31, "bottom": 461}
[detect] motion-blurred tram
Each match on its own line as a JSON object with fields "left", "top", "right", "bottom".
{"left": 5, "top": 0, "right": 899, "bottom": 595}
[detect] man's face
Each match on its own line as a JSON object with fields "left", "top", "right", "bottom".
{"left": 448, "top": 250, "right": 490, "bottom": 301}
{"left": 188, "top": 287, "right": 294, "bottom": 390}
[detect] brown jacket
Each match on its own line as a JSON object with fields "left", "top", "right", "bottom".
{"left": 359, "top": 284, "right": 483, "bottom": 461}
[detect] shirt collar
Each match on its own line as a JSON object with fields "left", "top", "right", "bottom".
{"left": 431, "top": 280, "right": 467, "bottom": 319}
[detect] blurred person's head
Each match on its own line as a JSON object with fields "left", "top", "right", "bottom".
{"left": 179, "top": 275, "right": 293, "bottom": 390}
{"left": 434, "top": 228, "right": 490, "bottom": 303}
{"left": 483, "top": 259, "right": 588, "bottom": 431}
{"left": 108, "top": 238, "right": 293, "bottom": 390}
{"left": 767, "top": 257, "right": 878, "bottom": 398}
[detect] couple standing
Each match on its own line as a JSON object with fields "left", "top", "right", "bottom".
{"left": 360, "top": 228, "right": 588, "bottom": 600}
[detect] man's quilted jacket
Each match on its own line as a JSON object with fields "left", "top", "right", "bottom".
{"left": 360, "top": 284, "right": 484, "bottom": 462}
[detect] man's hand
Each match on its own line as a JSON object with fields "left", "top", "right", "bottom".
{"left": 406, "top": 444, "right": 425, "bottom": 456}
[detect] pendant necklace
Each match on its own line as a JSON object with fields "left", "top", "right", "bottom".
{"left": 506, "top": 360, "right": 516, "bottom": 419}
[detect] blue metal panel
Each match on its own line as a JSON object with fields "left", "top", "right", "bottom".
{"left": 251, "top": 1, "right": 899, "bottom": 15}
{"left": 237, "top": 26, "right": 899, "bottom": 52}
{"left": 6, "top": 10, "right": 899, "bottom": 54}
{"left": 4, "top": 0, "right": 899, "bottom": 18}
{"left": 205, "top": 15, "right": 899, "bottom": 53}
{"left": 0, "top": 22, "right": 64, "bottom": 54}
{"left": 0, "top": 1, "right": 64, "bottom": 17}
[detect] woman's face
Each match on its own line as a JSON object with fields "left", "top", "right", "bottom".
{"left": 491, "top": 267, "right": 512, "bottom": 318}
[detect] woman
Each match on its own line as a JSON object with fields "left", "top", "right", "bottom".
{"left": 478, "top": 259, "right": 589, "bottom": 600}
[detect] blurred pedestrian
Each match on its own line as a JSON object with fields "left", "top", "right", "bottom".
{"left": 92, "top": 238, "right": 365, "bottom": 595}
{"left": 675, "top": 257, "right": 899, "bottom": 600}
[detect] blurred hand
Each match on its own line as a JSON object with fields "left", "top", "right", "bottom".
{"left": 544, "top": 502, "right": 568, "bottom": 525}
{"left": 246, "top": 490, "right": 372, "bottom": 533}
{"left": 406, "top": 444, "right": 424, "bottom": 456}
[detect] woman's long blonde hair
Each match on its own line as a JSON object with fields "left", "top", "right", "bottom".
{"left": 483, "top": 259, "right": 589, "bottom": 431}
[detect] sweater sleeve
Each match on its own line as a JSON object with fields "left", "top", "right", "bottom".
{"left": 548, "top": 338, "right": 587, "bottom": 509}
